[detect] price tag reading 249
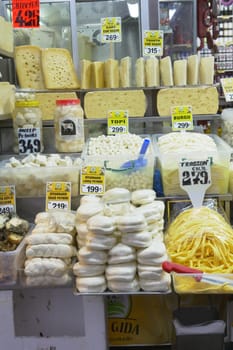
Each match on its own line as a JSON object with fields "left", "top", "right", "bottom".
{"left": 108, "top": 110, "right": 128, "bottom": 135}
{"left": 101, "top": 17, "right": 122, "bottom": 43}
{"left": 143, "top": 30, "right": 163, "bottom": 56}
{"left": 46, "top": 182, "right": 71, "bottom": 211}
{"left": 0, "top": 186, "right": 16, "bottom": 215}
{"left": 80, "top": 166, "right": 105, "bottom": 195}
{"left": 171, "top": 105, "right": 193, "bottom": 131}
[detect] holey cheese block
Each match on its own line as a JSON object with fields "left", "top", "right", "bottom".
{"left": 157, "top": 86, "right": 219, "bottom": 116}
{"left": 84, "top": 90, "right": 147, "bottom": 118}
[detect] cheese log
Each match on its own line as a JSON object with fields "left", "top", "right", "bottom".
{"left": 157, "top": 86, "right": 219, "bottom": 116}
{"left": 187, "top": 54, "right": 199, "bottom": 85}
{"left": 120, "top": 56, "right": 132, "bottom": 88}
{"left": 80, "top": 59, "right": 92, "bottom": 89}
{"left": 91, "top": 61, "right": 105, "bottom": 88}
{"left": 199, "top": 56, "right": 215, "bottom": 85}
{"left": 173, "top": 59, "right": 187, "bottom": 86}
{"left": 41, "top": 48, "right": 80, "bottom": 89}
{"left": 145, "top": 57, "right": 160, "bottom": 87}
{"left": 36, "top": 92, "right": 77, "bottom": 120}
{"left": 14, "top": 45, "right": 45, "bottom": 89}
{"left": 0, "top": 16, "right": 13, "bottom": 55}
{"left": 135, "top": 57, "right": 145, "bottom": 87}
{"left": 104, "top": 58, "right": 119, "bottom": 88}
{"left": 160, "top": 56, "right": 174, "bottom": 86}
{"left": 84, "top": 90, "right": 147, "bottom": 118}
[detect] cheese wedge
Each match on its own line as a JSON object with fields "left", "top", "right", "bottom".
{"left": 91, "top": 61, "right": 105, "bottom": 88}
{"left": 84, "top": 90, "right": 147, "bottom": 118}
{"left": 199, "top": 56, "right": 215, "bottom": 85}
{"left": 14, "top": 45, "right": 45, "bottom": 89}
{"left": 173, "top": 59, "right": 187, "bottom": 86}
{"left": 135, "top": 57, "right": 145, "bottom": 87}
{"left": 0, "top": 16, "right": 13, "bottom": 55}
{"left": 157, "top": 86, "right": 219, "bottom": 116}
{"left": 104, "top": 58, "right": 119, "bottom": 88}
{"left": 80, "top": 59, "right": 92, "bottom": 89}
{"left": 160, "top": 56, "right": 174, "bottom": 86}
{"left": 187, "top": 54, "right": 199, "bottom": 85}
{"left": 41, "top": 48, "right": 80, "bottom": 89}
{"left": 145, "top": 57, "right": 160, "bottom": 87}
{"left": 0, "top": 82, "right": 15, "bottom": 118}
{"left": 120, "top": 56, "right": 132, "bottom": 88}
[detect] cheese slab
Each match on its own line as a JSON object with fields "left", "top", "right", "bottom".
{"left": 92, "top": 61, "right": 105, "bottom": 88}
{"left": 157, "top": 86, "right": 219, "bottom": 116}
{"left": 104, "top": 58, "right": 119, "bottom": 88}
{"left": 145, "top": 57, "right": 160, "bottom": 87}
{"left": 160, "top": 56, "right": 174, "bottom": 86}
{"left": 36, "top": 92, "right": 77, "bottom": 120}
{"left": 199, "top": 56, "right": 215, "bottom": 85}
{"left": 135, "top": 57, "right": 145, "bottom": 87}
{"left": 187, "top": 54, "right": 199, "bottom": 85}
{"left": 0, "top": 16, "right": 13, "bottom": 55}
{"left": 41, "top": 48, "right": 80, "bottom": 89}
{"left": 84, "top": 90, "right": 147, "bottom": 118}
{"left": 80, "top": 59, "right": 92, "bottom": 89}
{"left": 173, "top": 59, "right": 187, "bottom": 86}
{"left": 120, "top": 56, "right": 132, "bottom": 88}
{"left": 14, "top": 45, "right": 45, "bottom": 89}
{"left": 0, "top": 82, "right": 15, "bottom": 118}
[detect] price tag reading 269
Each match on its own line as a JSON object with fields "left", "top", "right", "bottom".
{"left": 101, "top": 17, "right": 122, "bottom": 43}
{"left": 171, "top": 105, "right": 193, "bottom": 131}
{"left": 80, "top": 166, "right": 105, "bottom": 195}
{"left": 108, "top": 110, "right": 128, "bottom": 135}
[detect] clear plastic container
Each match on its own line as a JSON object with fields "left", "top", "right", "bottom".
{"left": 221, "top": 108, "right": 233, "bottom": 147}
{"left": 13, "top": 91, "right": 44, "bottom": 154}
{"left": 54, "top": 99, "right": 84, "bottom": 153}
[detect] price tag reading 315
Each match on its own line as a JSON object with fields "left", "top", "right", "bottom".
{"left": 179, "top": 158, "right": 212, "bottom": 208}
{"left": 80, "top": 166, "right": 105, "bottom": 195}
{"left": 143, "top": 30, "right": 163, "bottom": 57}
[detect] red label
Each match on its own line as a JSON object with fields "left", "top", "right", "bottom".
{"left": 12, "top": 0, "right": 40, "bottom": 28}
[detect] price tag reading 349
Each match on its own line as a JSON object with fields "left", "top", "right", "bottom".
{"left": 143, "top": 30, "right": 163, "bottom": 56}
{"left": 108, "top": 110, "right": 128, "bottom": 135}
{"left": 101, "top": 17, "right": 122, "bottom": 43}
{"left": 18, "top": 127, "right": 41, "bottom": 154}
{"left": 220, "top": 77, "right": 233, "bottom": 102}
{"left": 0, "top": 186, "right": 16, "bottom": 215}
{"left": 171, "top": 105, "right": 193, "bottom": 131}
{"left": 179, "top": 158, "right": 212, "bottom": 208}
{"left": 80, "top": 166, "right": 105, "bottom": 195}
{"left": 46, "top": 182, "right": 71, "bottom": 211}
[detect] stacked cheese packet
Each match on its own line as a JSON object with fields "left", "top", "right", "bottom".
{"left": 74, "top": 188, "right": 171, "bottom": 293}
{"left": 24, "top": 211, "right": 77, "bottom": 286}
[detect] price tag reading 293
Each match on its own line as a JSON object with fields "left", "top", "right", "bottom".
{"left": 108, "top": 110, "right": 128, "bottom": 135}
{"left": 171, "top": 105, "right": 193, "bottom": 131}
{"left": 80, "top": 166, "right": 105, "bottom": 195}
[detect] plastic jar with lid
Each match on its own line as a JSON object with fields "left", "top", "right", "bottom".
{"left": 221, "top": 108, "right": 233, "bottom": 147}
{"left": 54, "top": 99, "right": 84, "bottom": 153}
{"left": 13, "top": 91, "right": 44, "bottom": 154}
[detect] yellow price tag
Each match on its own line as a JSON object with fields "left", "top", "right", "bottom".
{"left": 80, "top": 166, "right": 105, "bottom": 195}
{"left": 46, "top": 182, "right": 71, "bottom": 211}
{"left": 108, "top": 110, "right": 128, "bottom": 135}
{"left": 0, "top": 185, "right": 16, "bottom": 215}
{"left": 220, "top": 77, "right": 233, "bottom": 102}
{"left": 171, "top": 105, "right": 193, "bottom": 131}
{"left": 101, "top": 17, "right": 122, "bottom": 42}
{"left": 143, "top": 30, "right": 163, "bottom": 56}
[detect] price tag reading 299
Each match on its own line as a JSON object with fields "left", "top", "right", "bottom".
{"left": 80, "top": 166, "right": 105, "bottom": 195}
{"left": 171, "top": 106, "right": 193, "bottom": 131}
{"left": 108, "top": 110, "right": 128, "bottom": 135}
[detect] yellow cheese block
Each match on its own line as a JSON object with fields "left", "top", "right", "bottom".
{"left": 14, "top": 45, "right": 45, "bottom": 89}
{"left": 41, "top": 48, "right": 80, "bottom": 89}
{"left": 35, "top": 92, "right": 78, "bottom": 120}
{"left": 135, "top": 57, "right": 145, "bottom": 87}
{"left": 157, "top": 86, "right": 219, "bottom": 116}
{"left": 173, "top": 59, "right": 187, "bottom": 86}
{"left": 104, "top": 59, "right": 119, "bottom": 88}
{"left": 84, "top": 90, "right": 147, "bottom": 119}
{"left": 160, "top": 56, "right": 174, "bottom": 86}
{"left": 199, "top": 56, "right": 215, "bottom": 85}
{"left": 0, "top": 16, "right": 13, "bottom": 55}
{"left": 80, "top": 59, "right": 92, "bottom": 89}
{"left": 120, "top": 56, "right": 132, "bottom": 88}
{"left": 187, "top": 54, "right": 199, "bottom": 85}
{"left": 92, "top": 61, "right": 105, "bottom": 88}
{"left": 145, "top": 57, "right": 160, "bottom": 87}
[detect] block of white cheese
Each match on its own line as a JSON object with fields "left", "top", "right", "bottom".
{"left": 0, "top": 16, "right": 13, "bottom": 55}
{"left": 84, "top": 90, "right": 147, "bottom": 118}
{"left": 135, "top": 57, "right": 145, "bottom": 87}
{"left": 41, "top": 48, "right": 80, "bottom": 89}
{"left": 157, "top": 86, "right": 219, "bottom": 116}
{"left": 199, "top": 56, "right": 215, "bottom": 85}
{"left": 187, "top": 54, "right": 199, "bottom": 85}
{"left": 173, "top": 59, "right": 187, "bottom": 86}
{"left": 104, "top": 58, "right": 119, "bottom": 88}
{"left": 145, "top": 57, "right": 160, "bottom": 87}
{"left": 91, "top": 61, "right": 105, "bottom": 88}
{"left": 14, "top": 45, "right": 45, "bottom": 89}
{"left": 160, "top": 56, "right": 174, "bottom": 86}
{"left": 120, "top": 56, "right": 132, "bottom": 88}
{"left": 80, "top": 59, "right": 92, "bottom": 89}
{"left": 0, "top": 82, "right": 15, "bottom": 118}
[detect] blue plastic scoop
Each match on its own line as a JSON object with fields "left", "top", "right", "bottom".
{"left": 120, "top": 138, "right": 151, "bottom": 171}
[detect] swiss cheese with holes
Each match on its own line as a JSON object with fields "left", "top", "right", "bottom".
{"left": 84, "top": 90, "right": 147, "bottom": 118}
{"left": 157, "top": 86, "right": 219, "bottom": 116}
{"left": 41, "top": 48, "right": 80, "bottom": 89}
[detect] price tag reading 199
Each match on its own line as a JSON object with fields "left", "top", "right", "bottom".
{"left": 143, "top": 30, "right": 163, "bottom": 57}
{"left": 80, "top": 166, "right": 105, "bottom": 195}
